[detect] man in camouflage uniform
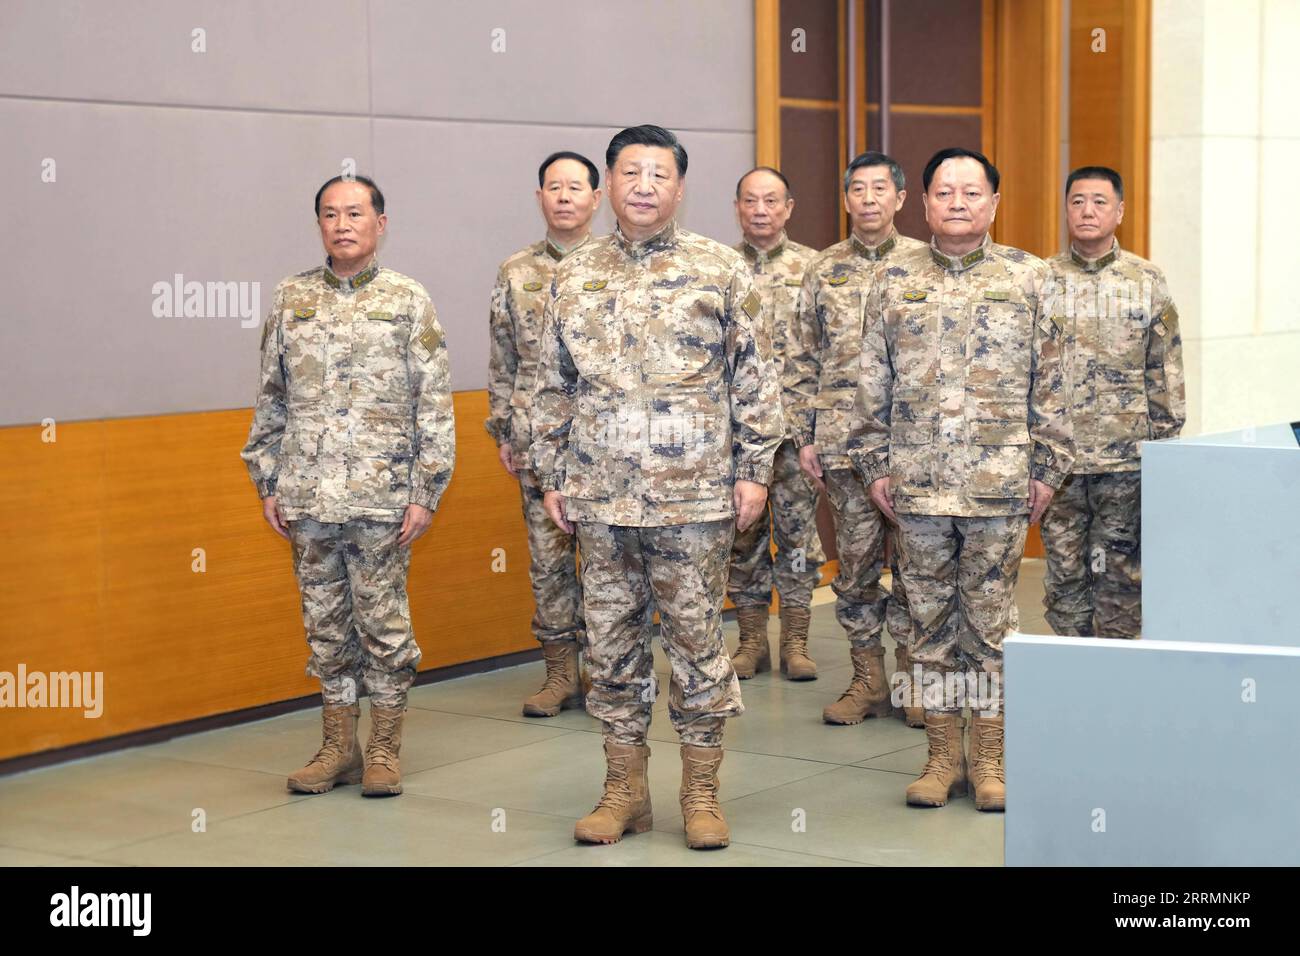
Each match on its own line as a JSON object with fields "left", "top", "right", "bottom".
{"left": 850, "top": 148, "right": 1074, "bottom": 811}
{"left": 726, "top": 166, "right": 825, "bottom": 681}
{"left": 242, "top": 175, "right": 455, "bottom": 798}
{"left": 487, "top": 151, "right": 602, "bottom": 717}
{"left": 1042, "top": 166, "right": 1185, "bottom": 638}
{"left": 784, "top": 151, "right": 926, "bottom": 724}
{"left": 531, "top": 126, "right": 781, "bottom": 849}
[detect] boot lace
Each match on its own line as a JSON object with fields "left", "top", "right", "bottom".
{"left": 594, "top": 754, "right": 633, "bottom": 812}
{"left": 973, "top": 721, "right": 1005, "bottom": 782}
{"left": 920, "top": 721, "right": 956, "bottom": 777}
{"left": 309, "top": 712, "right": 347, "bottom": 766}
{"left": 681, "top": 756, "right": 721, "bottom": 816}
{"left": 366, "top": 715, "right": 400, "bottom": 771}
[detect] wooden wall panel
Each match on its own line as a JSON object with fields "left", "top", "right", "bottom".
{"left": 0, "top": 392, "right": 536, "bottom": 762}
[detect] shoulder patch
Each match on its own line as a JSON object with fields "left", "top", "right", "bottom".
{"left": 983, "top": 289, "right": 1010, "bottom": 301}
{"left": 1154, "top": 304, "right": 1178, "bottom": 336}
{"left": 582, "top": 279, "right": 607, "bottom": 292}
{"left": 741, "top": 289, "right": 761, "bottom": 322}
{"left": 522, "top": 281, "right": 544, "bottom": 292}
{"left": 292, "top": 307, "right": 316, "bottom": 319}
{"left": 902, "top": 290, "right": 927, "bottom": 302}
{"left": 418, "top": 323, "right": 442, "bottom": 354}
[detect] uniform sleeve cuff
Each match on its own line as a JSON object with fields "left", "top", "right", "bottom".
{"left": 1031, "top": 465, "right": 1068, "bottom": 490}
{"left": 736, "top": 461, "right": 774, "bottom": 486}
{"left": 863, "top": 455, "right": 891, "bottom": 485}
{"left": 256, "top": 477, "right": 278, "bottom": 498}
{"left": 485, "top": 420, "right": 509, "bottom": 444}
{"left": 536, "top": 472, "right": 561, "bottom": 492}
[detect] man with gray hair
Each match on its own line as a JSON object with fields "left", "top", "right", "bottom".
{"left": 784, "top": 151, "right": 927, "bottom": 726}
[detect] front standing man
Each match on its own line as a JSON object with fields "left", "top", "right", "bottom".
{"left": 727, "top": 166, "right": 825, "bottom": 680}
{"left": 531, "top": 125, "right": 782, "bottom": 849}
{"left": 1041, "top": 166, "right": 1185, "bottom": 637}
{"left": 851, "top": 148, "right": 1074, "bottom": 811}
{"left": 784, "top": 151, "right": 927, "bottom": 723}
{"left": 242, "top": 175, "right": 455, "bottom": 797}
{"left": 487, "top": 151, "right": 602, "bottom": 716}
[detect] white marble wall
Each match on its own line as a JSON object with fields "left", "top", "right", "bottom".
{"left": 1151, "top": 0, "right": 1300, "bottom": 436}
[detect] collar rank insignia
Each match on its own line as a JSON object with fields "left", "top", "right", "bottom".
{"left": 901, "top": 290, "right": 927, "bottom": 302}
{"left": 366, "top": 310, "right": 393, "bottom": 321}
{"left": 292, "top": 307, "right": 316, "bottom": 319}
{"left": 827, "top": 274, "right": 850, "bottom": 286}
{"left": 522, "top": 281, "right": 544, "bottom": 292}
{"left": 983, "top": 290, "right": 1010, "bottom": 301}
{"left": 582, "top": 280, "right": 607, "bottom": 291}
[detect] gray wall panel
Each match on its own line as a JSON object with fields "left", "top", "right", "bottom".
{"left": 369, "top": 0, "right": 755, "bottom": 131}
{"left": 0, "top": 99, "right": 372, "bottom": 423}
{"left": 0, "top": 0, "right": 371, "bottom": 114}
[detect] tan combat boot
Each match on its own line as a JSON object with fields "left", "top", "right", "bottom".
{"left": 522, "top": 640, "right": 583, "bottom": 717}
{"left": 822, "top": 646, "right": 893, "bottom": 724}
{"left": 362, "top": 705, "right": 405, "bottom": 797}
{"left": 731, "top": 605, "right": 772, "bottom": 679}
{"left": 894, "top": 645, "right": 925, "bottom": 728}
{"left": 778, "top": 605, "right": 818, "bottom": 680}
{"left": 287, "top": 703, "right": 363, "bottom": 794}
{"left": 905, "top": 713, "right": 968, "bottom": 807}
{"left": 574, "top": 741, "right": 653, "bottom": 844}
{"left": 968, "top": 712, "right": 1006, "bottom": 812}
{"left": 680, "top": 745, "right": 729, "bottom": 849}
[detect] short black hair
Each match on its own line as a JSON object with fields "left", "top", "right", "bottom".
{"left": 538, "top": 151, "right": 600, "bottom": 191}
{"left": 843, "top": 151, "right": 905, "bottom": 193}
{"left": 605, "top": 125, "right": 688, "bottom": 177}
{"left": 736, "top": 166, "right": 793, "bottom": 199}
{"left": 922, "top": 147, "right": 1000, "bottom": 194}
{"left": 1066, "top": 165, "right": 1124, "bottom": 201}
{"left": 314, "top": 174, "right": 384, "bottom": 216}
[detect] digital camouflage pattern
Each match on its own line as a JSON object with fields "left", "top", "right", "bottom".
{"left": 735, "top": 232, "right": 819, "bottom": 440}
{"left": 486, "top": 236, "right": 593, "bottom": 475}
{"left": 288, "top": 516, "right": 421, "bottom": 708}
{"left": 577, "top": 519, "right": 739, "bottom": 747}
{"left": 784, "top": 230, "right": 927, "bottom": 467}
{"left": 241, "top": 260, "right": 456, "bottom": 522}
{"left": 1042, "top": 471, "right": 1142, "bottom": 637}
{"left": 849, "top": 236, "right": 1076, "bottom": 516}
{"left": 728, "top": 439, "right": 824, "bottom": 610}
{"left": 1046, "top": 241, "right": 1185, "bottom": 474}
{"left": 529, "top": 220, "right": 783, "bottom": 527}
{"left": 728, "top": 232, "right": 823, "bottom": 611}
{"left": 897, "top": 513, "right": 1029, "bottom": 710}
{"left": 519, "top": 479, "right": 585, "bottom": 646}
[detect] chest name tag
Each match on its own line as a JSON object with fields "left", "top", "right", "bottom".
{"left": 983, "top": 290, "right": 1010, "bottom": 301}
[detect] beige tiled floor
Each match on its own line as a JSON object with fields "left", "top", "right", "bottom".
{"left": 0, "top": 561, "right": 1051, "bottom": 867}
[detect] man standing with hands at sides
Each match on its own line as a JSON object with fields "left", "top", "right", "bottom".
{"left": 242, "top": 174, "right": 455, "bottom": 797}
{"left": 784, "top": 151, "right": 927, "bottom": 724}
{"left": 531, "top": 125, "right": 782, "bottom": 849}
{"left": 487, "top": 151, "right": 602, "bottom": 717}
{"left": 849, "top": 148, "right": 1073, "bottom": 811}
{"left": 1041, "top": 166, "right": 1185, "bottom": 638}
{"left": 726, "top": 167, "right": 825, "bottom": 681}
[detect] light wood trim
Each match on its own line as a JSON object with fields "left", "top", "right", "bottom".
{"left": 865, "top": 103, "right": 984, "bottom": 116}
{"left": 755, "top": 0, "right": 781, "bottom": 167}
{"left": 1124, "top": 0, "right": 1151, "bottom": 258}
{"left": 778, "top": 97, "right": 841, "bottom": 111}
{"left": 837, "top": 0, "right": 849, "bottom": 240}
{"left": 982, "top": 0, "right": 996, "bottom": 160}
{"left": 993, "top": 0, "right": 1062, "bottom": 257}
{"left": 854, "top": 0, "right": 867, "bottom": 155}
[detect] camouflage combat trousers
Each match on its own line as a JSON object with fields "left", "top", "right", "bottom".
{"left": 727, "top": 439, "right": 824, "bottom": 610}
{"left": 896, "top": 514, "right": 1027, "bottom": 714}
{"left": 1041, "top": 471, "right": 1141, "bottom": 638}
{"left": 575, "top": 519, "right": 742, "bottom": 747}
{"left": 519, "top": 477, "right": 585, "bottom": 647}
{"left": 287, "top": 517, "right": 421, "bottom": 709}
{"left": 824, "top": 468, "right": 911, "bottom": 649}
